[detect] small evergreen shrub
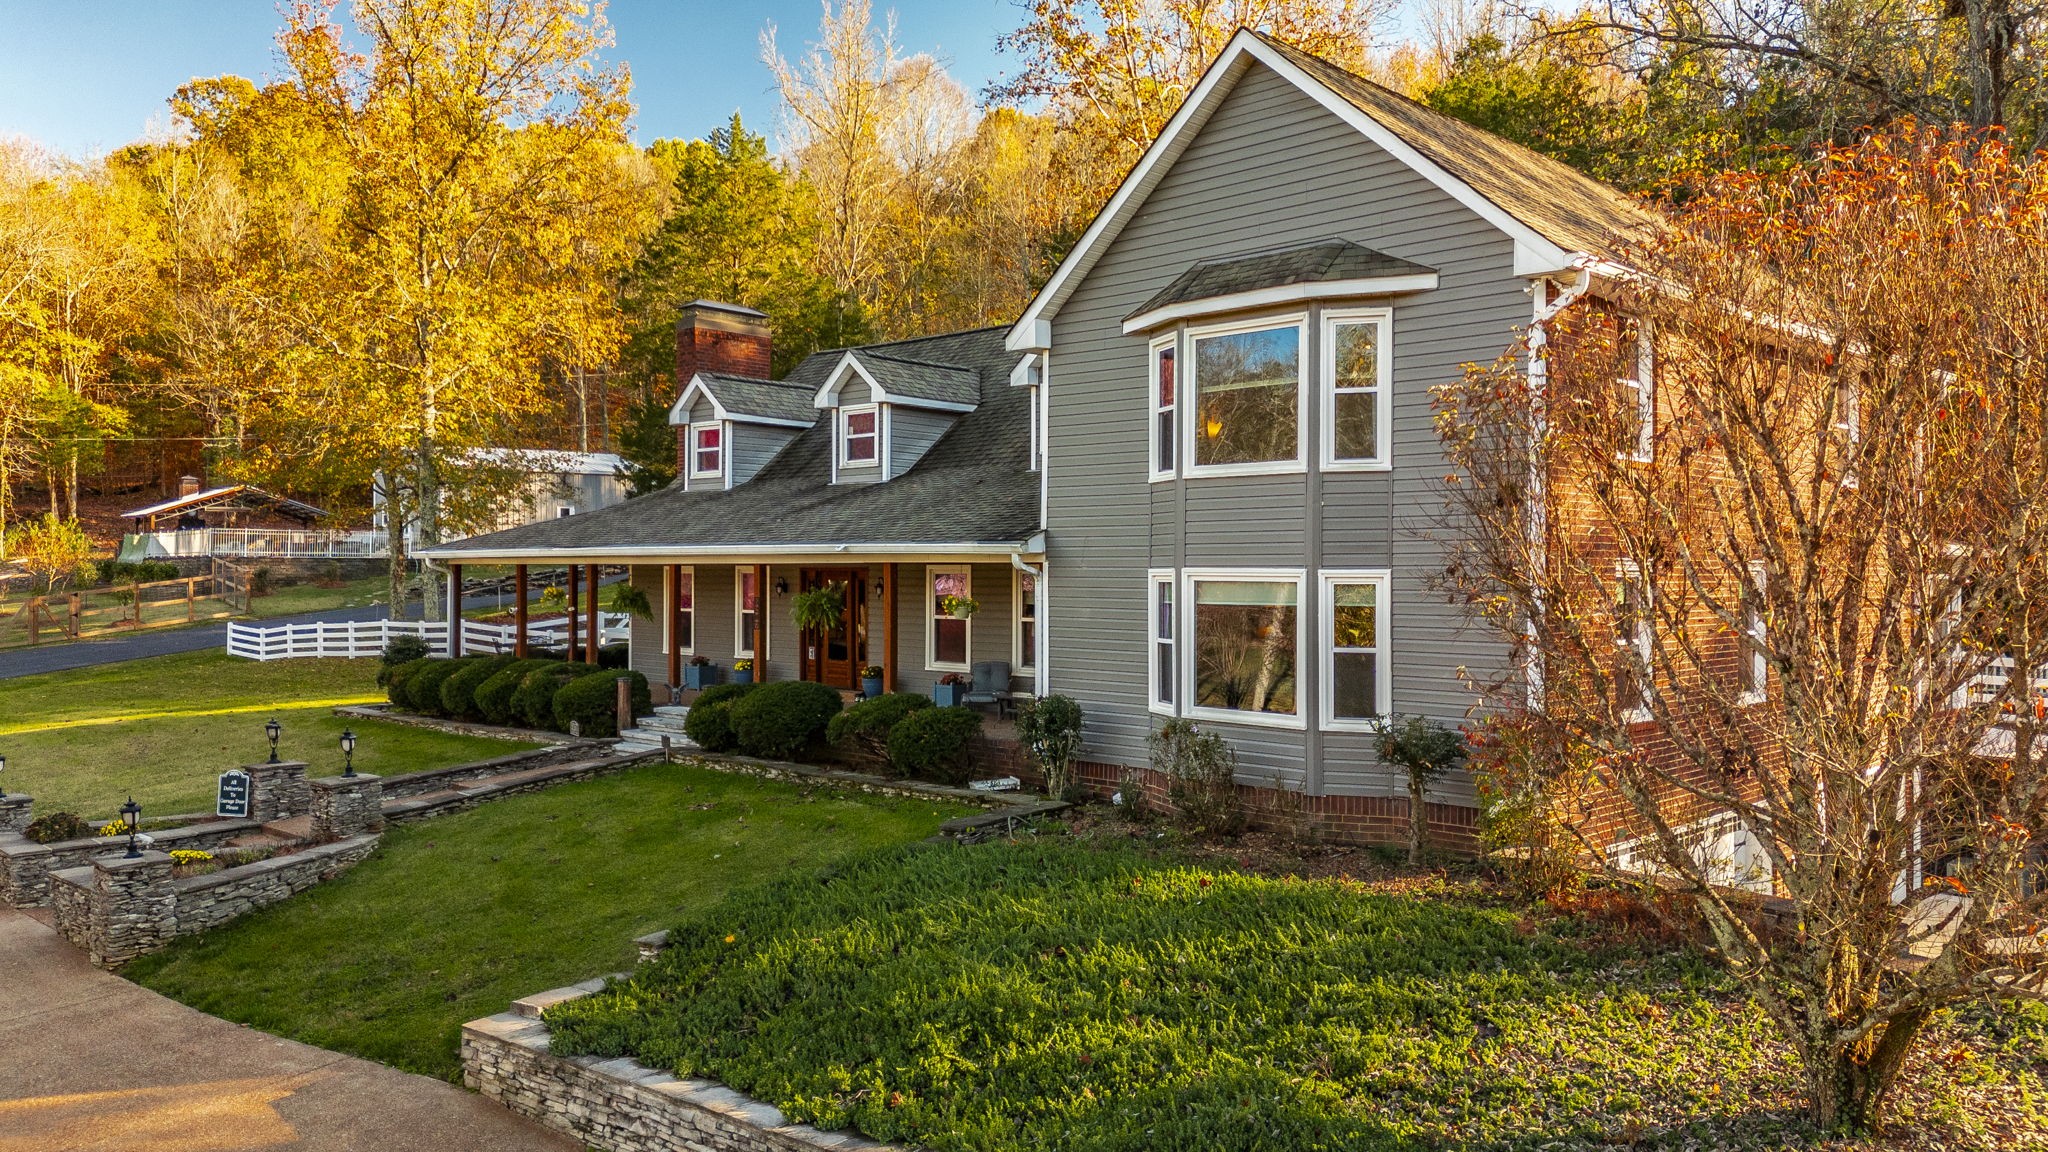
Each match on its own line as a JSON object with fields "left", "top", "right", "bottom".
{"left": 23, "top": 812, "right": 92, "bottom": 844}
{"left": 887, "top": 706, "right": 983, "bottom": 785}
{"left": 379, "top": 634, "right": 433, "bottom": 686}
{"left": 683, "top": 682, "right": 757, "bottom": 752}
{"left": 1151, "top": 719, "right": 1244, "bottom": 836}
{"left": 475, "top": 659, "right": 555, "bottom": 725}
{"left": 731, "top": 680, "right": 844, "bottom": 761}
{"left": 825, "top": 693, "right": 933, "bottom": 773}
{"left": 403, "top": 658, "right": 468, "bottom": 717}
{"left": 553, "top": 671, "right": 652, "bottom": 737}
{"left": 598, "top": 642, "right": 630, "bottom": 669}
{"left": 440, "top": 655, "right": 518, "bottom": 719}
{"left": 385, "top": 657, "right": 432, "bottom": 708}
{"left": 513, "top": 664, "right": 588, "bottom": 729}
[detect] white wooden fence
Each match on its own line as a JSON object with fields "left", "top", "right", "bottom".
{"left": 136, "top": 527, "right": 388, "bottom": 559}
{"left": 226, "top": 614, "right": 632, "bottom": 661}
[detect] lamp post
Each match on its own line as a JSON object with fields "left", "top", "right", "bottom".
{"left": 0, "top": 752, "right": 8, "bottom": 800}
{"left": 121, "top": 796, "right": 141, "bottom": 859}
{"left": 340, "top": 729, "right": 357, "bottom": 778}
{"left": 265, "top": 718, "right": 282, "bottom": 764}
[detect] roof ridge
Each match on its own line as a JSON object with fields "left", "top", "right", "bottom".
{"left": 820, "top": 324, "right": 1011, "bottom": 359}
{"left": 701, "top": 371, "right": 807, "bottom": 389}
{"left": 852, "top": 349, "right": 978, "bottom": 372}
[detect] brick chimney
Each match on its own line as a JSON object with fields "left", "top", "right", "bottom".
{"left": 178, "top": 474, "right": 202, "bottom": 498}
{"left": 675, "top": 301, "right": 771, "bottom": 477}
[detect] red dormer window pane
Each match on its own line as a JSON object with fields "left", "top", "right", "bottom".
{"left": 844, "top": 410, "right": 878, "bottom": 464}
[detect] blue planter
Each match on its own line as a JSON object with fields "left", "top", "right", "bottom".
{"left": 861, "top": 675, "right": 884, "bottom": 698}
{"left": 933, "top": 682, "right": 966, "bottom": 707}
{"left": 732, "top": 668, "right": 755, "bottom": 685}
{"left": 684, "top": 663, "right": 719, "bottom": 690}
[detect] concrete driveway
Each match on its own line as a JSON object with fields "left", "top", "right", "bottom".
{"left": 0, "top": 908, "right": 577, "bottom": 1152}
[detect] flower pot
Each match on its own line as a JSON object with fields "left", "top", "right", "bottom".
{"left": 684, "top": 663, "right": 719, "bottom": 691}
{"left": 933, "top": 682, "right": 966, "bottom": 707}
{"left": 861, "top": 674, "right": 883, "bottom": 698}
{"left": 732, "top": 668, "right": 754, "bottom": 685}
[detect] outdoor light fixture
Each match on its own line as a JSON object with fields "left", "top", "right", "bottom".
{"left": 775, "top": 577, "right": 790, "bottom": 595}
{"left": 340, "top": 729, "right": 357, "bottom": 778}
{"left": 121, "top": 796, "right": 142, "bottom": 859}
{"left": 265, "top": 718, "right": 282, "bottom": 763}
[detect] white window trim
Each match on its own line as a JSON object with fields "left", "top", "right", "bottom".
{"left": 926, "top": 565, "right": 972, "bottom": 672}
{"left": 1013, "top": 566, "right": 1038, "bottom": 674}
{"left": 1739, "top": 561, "right": 1767, "bottom": 705}
{"left": 1319, "top": 309, "right": 1394, "bottom": 471}
{"left": 665, "top": 565, "right": 695, "bottom": 656}
{"left": 1319, "top": 569, "right": 1392, "bottom": 732}
{"left": 1620, "top": 319, "right": 1655, "bottom": 464}
{"left": 735, "top": 565, "right": 759, "bottom": 658}
{"left": 1836, "top": 378, "right": 1861, "bottom": 489}
{"left": 688, "top": 422, "right": 725, "bottom": 481}
{"left": 839, "top": 404, "right": 880, "bottom": 471}
{"left": 1147, "top": 568, "right": 1176, "bottom": 716}
{"left": 1618, "top": 559, "right": 1651, "bottom": 723}
{"left": 1148, "top": 334, "right": 1177, "bottom": 482}
{"left": 1184, "top": 316, "right": 1309, "bottom": 479}
{"left": 1182, "top": 567, "right": 1309, "bottom": 730}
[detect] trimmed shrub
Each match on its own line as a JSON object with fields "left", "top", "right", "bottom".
{"left": 886, "top": 706, "right": 983, "bottom": 785}
{"left": 598, "top": 642, "right": 630, "bottom": 669}
{"left": 683, "top": 682, "right": 757, "bottom": 752}
{"left": 403, "top": 658, "right": 469, "bottom": 717}
{"left": 553, "top": 671, "right": 652, "bottom": 738}
{"left": 378, "top": 634, "right": 433, "bottom": 686}
{"left": 1152, "top": 718, "right": 1245, "bottom": 836}
{"left": 385, "top": 657, "right": 432, "bottom": 709}
{"left": 440, "top": 655, "right": 519, "bottom": 719}
{"left": 513, "top": 664, "right": 591, "bottom": 730}
{"left": 731, "top": 680, "right": 843, "bottom": 761}
{"left": 825, "top": 693, "right": 933, "bottom": 773}
{"left": 24, "top": 812, "right": 92, "bottom": 844}
{"left": 475, "top": 658, "right": 556, "bottom": 725}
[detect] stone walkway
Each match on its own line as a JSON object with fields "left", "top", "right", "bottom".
{"left": 0, "top": 907, "right": 577, "bottom": 1152}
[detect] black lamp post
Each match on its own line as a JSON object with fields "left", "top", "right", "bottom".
{"left": 340, "top": 729, "right": 357, "bottom": 778}
{"left": 121, "top": 796, "right": 141, "bottom": 859}
{"left": 0, "top": 752, "right": 8, "bottom": 800}
{"left": 265, "top": 718, "right": 282, "bottom": 763}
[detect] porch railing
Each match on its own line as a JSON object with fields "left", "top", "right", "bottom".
{"left": 132, "top": 528, "right": 387, "bottom": 559}
{"left": 225, "top": 613, "right": 632, "bottom": 661}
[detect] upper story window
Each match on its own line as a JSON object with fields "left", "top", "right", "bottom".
{"left": 1150, "top": 337, "right": 1176, "bottom": 479}
{"left": 840, "top": 406, "right": 879, "bottom": 468}
{"left": 690, "top": 424, "right": 723, "bottom": 479}
{"left": 1619, "top": 317, "right": 1656, "bottom": 463}
{"left": 1322, "top": 310, "right": 1391, "bottom": 469}
{"left": 1190, "top": 320, "right": 1304, "bottom": 474}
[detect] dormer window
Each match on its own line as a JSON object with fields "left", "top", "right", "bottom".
{"left": 690, "top": 424, "right": 723, "bottom": 478}
{"left": 840, "top": 406, "right": 879, "bottom": 468}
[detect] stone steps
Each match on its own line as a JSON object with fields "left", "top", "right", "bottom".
{"left": 617, "top": 706, "right": 692, "bottom": 756}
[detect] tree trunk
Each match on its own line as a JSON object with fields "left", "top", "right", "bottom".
{"left": 1408, "top": 765, "right": 1428, "bottom": 865}
{"left": 415, "top": 446, "right": 442, "bottom": 623}
{"left": 1805, "top": 1008, "right": 1930, "bottom": 1134}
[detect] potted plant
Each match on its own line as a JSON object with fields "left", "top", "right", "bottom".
{"left": 684, "top": 654, "right": 719, "bottom": 691}
{"left": 939, "top": 593, "right": 980, "bottom": 620}
{"left": 733, "top": 658, "right": 755, "bottom": 686}
{"left": 860, "top": 663, "right": 884, "bottom": 698}
{"left": 933, "top": 671, "right": 970, "bottom": 707}
{"left": 790, "top": 583, "right": 846, "bottom": 632}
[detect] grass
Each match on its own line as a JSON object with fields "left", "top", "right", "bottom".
{"left": 125, "top": 762, "right": 974, "bottom": 1080}
{"left": 0, "top": 649, "right": 540, "bottom": 817}
{"left": 544, "top": 832, "right": 2048, "bottom": 1152}
{"left": 244, "top": 575, "right": 389, "bottom": 619}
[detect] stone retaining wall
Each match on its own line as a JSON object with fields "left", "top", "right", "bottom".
{"left": 1, "top": 819, "right": 263, "bottom": 907}
{"left": 463, "top": 982, "right": 894, "bottom": 1152}
{"left": 171, "top": 836, "right": 380, "bottom": 937}
{"left": 381, "top": 753, "right": 658, "bottom": 827}
{"left": 376, "top": 744, "right": 600, "bottom": 799}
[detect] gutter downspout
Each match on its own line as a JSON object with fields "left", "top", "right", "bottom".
{"left": 1010, "top": 551, "right": 1045, "bottom": 697}
{"left": 1524, "top": 265, "right": 1593, "bottom": 708}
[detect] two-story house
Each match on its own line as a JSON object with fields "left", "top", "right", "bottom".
{"left": 419, "top": 30, "right": 1660, "bottom": 848}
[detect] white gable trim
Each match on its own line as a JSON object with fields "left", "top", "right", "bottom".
{"left": 1006, "top": 30, "right": 1578, "bottom": 353}
{"left": 668, "top": 374, "right": 814, "bottom": 429}
{"left": 1121, "top": 272, "right": 1439, "bottom": 334}
{"left": 814, "top": 351, "right": 977, "bottom": 414}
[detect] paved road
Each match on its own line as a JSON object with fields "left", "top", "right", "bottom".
{"left": 0, "top": 907, "right": 577, "bottom": 1152}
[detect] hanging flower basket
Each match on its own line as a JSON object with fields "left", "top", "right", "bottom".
{"left": 791, "top": 584, "right": 846, "bottom": 632}
{"left": 939, "top": 594, "right": 980, "bottom": 620}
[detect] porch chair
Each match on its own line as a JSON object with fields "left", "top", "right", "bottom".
{"left": 962, "top": 660, "right": 1013, "bottom": 718}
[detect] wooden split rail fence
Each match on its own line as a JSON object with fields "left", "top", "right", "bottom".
{"left": 3, "top": 573, "right": 234, "bottom": 648}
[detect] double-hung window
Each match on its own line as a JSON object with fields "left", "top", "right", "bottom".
{"left": 690, "top": 424, "right": 723, "bottom": 479}
{"left": 1616, "top": 560, "right": 1652, "bottom": 722}
{"left": 1740, "top": 562, "right": 1767, "bottom": 704}
{"left": 1322, "top": 310, "right": 1392, "bottom": 469}
{"left": 1320, "top": 571, "right": 1390, "bottom": 729}
{"left": 1149, "top": 337, "right": 1177, "bottom": 479}
{"left": 1186, "top": 570, "right": 1304, "bottom": 727}
{"left": 1834, "top": 376, "right": 1861, "bottom": 488}
{"left": 928, "top": 567, "right": 970, "bottom": 670}
{"left": 1147, "top": 570, "right": 1175, "bottom": 713}
{"left": 1189, "top": 320, "right": 1304, "bottom": 474}
{"left": 1014, "top": 570, "right": 1038, "bottom": 673}
{"left": 841, "top": 406, "right": 879, "bottom": 469}
{"left": 665, "top": 567, "right": 695, "bottom": 654}
{"left": 1619, "top": 317, "right": 1655, "bottom": 463}
{"left": 735, "top": 567, "right": 759, "bottom": 658}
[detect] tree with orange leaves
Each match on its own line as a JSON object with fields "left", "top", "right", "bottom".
{"left": 1438, "top": 126, "right": 2048, "bottom": 1132}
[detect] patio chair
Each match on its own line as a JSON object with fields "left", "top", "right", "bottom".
{"left": 962, "top": 660, "right": 1013, "bottom": 717}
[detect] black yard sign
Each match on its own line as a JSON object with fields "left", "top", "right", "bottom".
{"left": 217, "top": 769, "right": 252, "bottom": 819}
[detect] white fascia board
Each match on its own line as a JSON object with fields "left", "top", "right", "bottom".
{"left": 416, "top": 540, "right": 1047, "bottom": 562}
{"left": 1005, "top": 319, "right": 1052, "bottom": 354}
{"left": 1121, "top": 272, "right": 1439, "bottom": 334}
{"left": 815, "top": 353, "right": 877, "bottom": 408}
{"left": 1008, "top": 352, "right": 1042, "bottom": 389}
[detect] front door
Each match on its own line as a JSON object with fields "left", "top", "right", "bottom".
{"left": 799, "top": 568, "right": 866, "bottom": 689}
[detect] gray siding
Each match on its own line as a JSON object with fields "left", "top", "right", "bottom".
{"left": 838, "top": 379, "right": 872, "bottom": 405}
{"left": 1044, "top": 61, "right": 1520, "bottom": 804}
{"left": 731, "top": 425, "right": 797, "bottom": 487}
{"left": 887, "top": 408, "right": 956, "bottom": 478}
{"left": 627, "top": 564, "right": 742, "bottom": 686}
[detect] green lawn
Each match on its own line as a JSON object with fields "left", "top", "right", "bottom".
{"left": 126, "top": 762, "right": 973, "bottom": 1080}
{"left": 0, "top": 650, "right": 540, "bottom": 818}
{"left": 244, "top": 576, "right": 390, "bottom": 618}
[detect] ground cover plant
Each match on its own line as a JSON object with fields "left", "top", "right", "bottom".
{"left": 547, "top": 832, "right": 2048, "bottom": 1151}
{"left": 0, "top": 649, "right": 541, "bottom": 816}
{"left": 125, "top": 760, "right": 974, "bottom": 1081}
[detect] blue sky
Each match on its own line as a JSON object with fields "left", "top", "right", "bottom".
{"left": 0, "top": 1, "right": 1025, "bottom": 157}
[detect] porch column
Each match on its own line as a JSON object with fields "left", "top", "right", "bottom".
{"left": 448, "top": 564, "right": 463, "bottom": 657}
{"left": 666, "top": 563, "right": 682, "bottom": 692}
{"left": 513, "top": 565, "right": 529, "bottom": 658}
{"left": 566, "top": 564, "right": 580, "bottom": 663}
{"left": 882, "top": 563, "right": 897, "bottom": 694}
{"left": 585, "top": 564, "right": 601, "bottom": 663}
{"left": 754, "top": 564, "right": 769, "bottom": 680}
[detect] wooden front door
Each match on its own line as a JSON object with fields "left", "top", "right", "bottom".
{"left": 799, "top": 568, "right": 866, "bottom": 689}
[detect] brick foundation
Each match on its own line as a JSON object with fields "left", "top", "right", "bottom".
{"left": 1070, "top": 760, "right": 1480, "bottom": 853}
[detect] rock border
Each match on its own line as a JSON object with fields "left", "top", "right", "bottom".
{"left": 333, "top": 702, "right": 609, "bottom": 747}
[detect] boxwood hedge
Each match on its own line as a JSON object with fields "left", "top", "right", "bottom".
{"left": 825, "top": 692, "right": 932, "bottom": 772}
{"left": 886, "top": 705, "right": 982, "bottom": 784}
{"left": 474, "top": 659, "right": 558, "bottom": 725}
{"left": 729, "top": 680, "right": 842, "bottom": 761}
{"left": 683, "top": 683, "right": 757, "bottom": 752}
{"left": 439, "top": 655, "right": 520, "bottom": 719}
{"left": 553, "top": 670, "right": 652, "bottom": 738}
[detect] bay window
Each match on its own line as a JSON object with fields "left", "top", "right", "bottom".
{"left": 1320, "top": 571, "right": 1389, "bottom": 729}
{"left": 1150, "top": 336, "right": 1177, "bottom": 479}
{"left": 1189, "top": 320, "right": 1303, "bottom": 473}
{"left": 928, "top": 566, "right": 970, "bottom": 670}
{"left": 1322, "top": 311, "right": 1391, "bottom": 468}
{"left": 1148, "top": 570, "right": 1175, "bottom": 714}
{"left": 1187, "top": 570, "right": 1303, "bottom": 725}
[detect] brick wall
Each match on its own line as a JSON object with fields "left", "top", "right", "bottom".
{"left": 1071, "top": 760, "right": 1481, "bottom": 854}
